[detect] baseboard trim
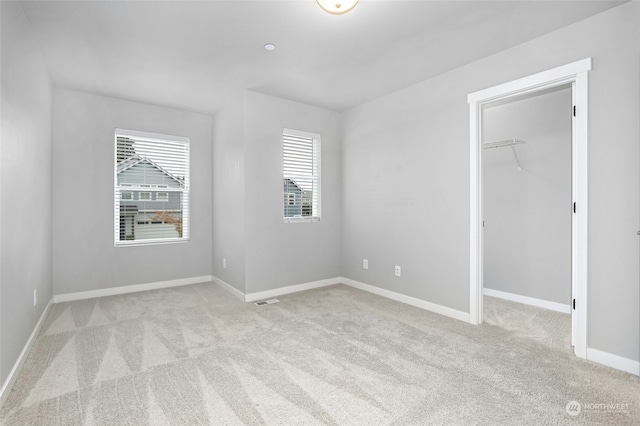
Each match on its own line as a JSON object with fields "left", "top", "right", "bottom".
{"left": 244, "top": 277, "right": 341, "bottom": 302}
{"left": 586, "top": 348, "right": 640, "bottom": 376}
{"left": 53, "top": 275, "right": 213, "bottom": 303}
{"left": 211, "top": 276, "right": 245, "bottom": 301}
{"left": 0, "top": 299, "right": 53, "bottom": 410}
{"left": 483, "top": 287, "right": 571, "bottom": 314}
{"left": 341, "top": 278, "right": 470, "bottom": 323}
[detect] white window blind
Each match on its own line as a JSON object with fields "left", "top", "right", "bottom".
{"left": 114, "top": 129, "right": 190, "bottom": 246}
{"left": 283, "top": 129, "right": 321, "bottom": 222}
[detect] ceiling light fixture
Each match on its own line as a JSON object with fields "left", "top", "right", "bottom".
{"left": 264, "top": 43, "right": 276, "bottom": 51}
{"left": 316, "top": 0, "right": 359, "bottom": 15}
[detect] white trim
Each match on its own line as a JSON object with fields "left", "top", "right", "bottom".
{"left": 244, "top": 278, "right": 341, "bottom": 302}
{"left": 0, "top": 299, "right": 53, "bottom": 409}
{"left": 467, "top": 58, "right": 592, "bottom": 103}
{"left": 469, "top": 99, "right": 482, "bottom": 325}
{"left": 341, "top": 278, "right": 470, "bottom": 323}
{"left": 53, "top": 275, "right": 212, "bottom": 303}
{"left": 468, "top": 58, "right": 591, "bottom": 360}
{"left": 212, "top": 276, "right": 245, "bottom": 301}
{"left": 586, "top": 348, "right": 640, "bottom": 376}
{"left": 114, "top": 128, "right": 190, "bottom": 144}
{"left": 483, "top": 288, "right": 571, "bottom": 314}
{"left": 572, "top": 70, "right": 589, "bottom": 359}
{"left": 282, "top": 128, "right": 320, "bottom": 141}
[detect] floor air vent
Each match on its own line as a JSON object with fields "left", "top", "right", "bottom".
{"left": 255, "top": 298, "right": 280, "bottom": 306}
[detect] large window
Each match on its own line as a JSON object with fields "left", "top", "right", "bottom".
{"left": 283, "top": 129, "right": 321, "bottom": 222}
{"left": 114, "top": 129, "right": 190, "bottom": 246}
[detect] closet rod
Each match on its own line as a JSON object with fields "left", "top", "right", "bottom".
{"left": 482, "top": 138, "right": 525, "bottom": 149}
{"left": 482, "top": 138, "right": 526, "bottom": 171}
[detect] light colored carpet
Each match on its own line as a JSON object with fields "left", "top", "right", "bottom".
{"left": 0, "top": 283, "right": 638, "bottom": 425}
{"left": 483, "top": 295, "right": 572, "bottom": 354}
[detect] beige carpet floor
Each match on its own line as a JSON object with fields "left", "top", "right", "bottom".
{"left": 484, "top": 295, "right": 572, "bottom": 355}
{"left": 0, "top": 282, "right": 638, "bottom": 425}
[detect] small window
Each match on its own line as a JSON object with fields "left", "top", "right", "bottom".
{"left": 115, "top": 129, "right": 190, "bottom": 246}
{"left": 283, "top": 129, "right": 320, "bottom": 222}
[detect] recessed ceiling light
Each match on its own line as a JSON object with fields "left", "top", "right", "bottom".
{"left": 264, "top": 43, "right": 276, "bottom": 51}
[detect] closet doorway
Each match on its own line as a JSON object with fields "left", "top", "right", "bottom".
{"left": 468, "top": 58, "right": 591, "bottom": 359}
{"left": 482, "top": 85, "right": 572, "bottom": 351}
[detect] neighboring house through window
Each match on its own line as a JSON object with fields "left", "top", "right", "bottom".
{"left": 283, "top": 129, "right": 321, "bottom": 222}
{"left": 114, "top": 129, "right": 190, "bottom": 245}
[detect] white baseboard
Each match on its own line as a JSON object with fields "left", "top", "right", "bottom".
{"left": 244, "top": 277, "right": 342, "bottom": 302}
{"left": 0, "top": 299, "right": 53, "bottom": 409}
{"left": 212, "top": 276, "right": 245, "bottom": 301}
{"left": 341, "top": 278, "right": 470, "bottom": 323}
{"left": 483, "top": 287, "right": 571, "bottom": 314}
{"left": 587, "top": 347, "right": 640, "bottom": 376}
{"left": 53, "top": 275, "right": 213, "bottom": 303}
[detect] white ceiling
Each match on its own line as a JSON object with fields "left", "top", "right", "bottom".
{"left": 21, "top": 0, "right": 624, "bottom": 114}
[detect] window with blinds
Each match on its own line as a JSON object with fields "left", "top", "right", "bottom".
{"left": 283, "top": 129, "right": 321, "bottom": 222}
{"left": 114, "top": 129, "right": 190, "bottom": 246}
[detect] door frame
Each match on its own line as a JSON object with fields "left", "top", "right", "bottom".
{"left": 468, "top": 58, "right": 591, "bottom": 359}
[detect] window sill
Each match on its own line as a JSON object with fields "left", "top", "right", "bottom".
{"left": 284, "top": 217, "right": 320, "bottom": 224}
{"left": 115, "top": 238, "right": 189, "bottom": 247}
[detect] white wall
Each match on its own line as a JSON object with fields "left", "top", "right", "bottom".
{"left": 0, "top": 1, "right": 53, "bottom": 384}
{"left": 342, "top": 2, "right": 639, "bottom": 361}
{"left": 52, "top": 89, "right": 213, "bottom": 295}
{"left": 212, "top": 93, "right": 246, "bottom": 292}
{"left": 483, "top": 87, "right": 572, "bottom": 305}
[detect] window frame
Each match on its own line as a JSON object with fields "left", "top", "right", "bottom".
{"left": 114, "top": 128, "right": 190, "bottom": 247}
{"left": 283, "top": 128, "right": 321, "bottom": 223}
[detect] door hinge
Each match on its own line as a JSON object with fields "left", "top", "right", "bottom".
{"left": 573, "top": 105, "right": 576, "bottom": 117}
{"left": 573, "top": 202, "right": 576, "bottom": 213}
{"left": 573, "top": 299, "right": 576, "bottom": 310}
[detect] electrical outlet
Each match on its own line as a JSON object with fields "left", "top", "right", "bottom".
{"left": 33, "top": 289, "right": 37, "bottom": 307}
{"left": 363, "top": 259, "right": 368, "bottom": 269}
{"left": 395, "top": 265, "right": 401, "bottom": 277}
{"left": 223, "top": 258, "right": 227, "bottom": 269}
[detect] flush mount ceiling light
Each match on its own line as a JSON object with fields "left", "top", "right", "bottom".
{"left": 316, "top": 0, "right": 359, "bottom": 15}
{"left": 264, "top": 43, "right": 276, "bottom": 51}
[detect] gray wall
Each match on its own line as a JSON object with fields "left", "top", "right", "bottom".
{"left": 483, "top": 88, "right": 572, "bottom": 305}
{"left": 212, "top": 93, "right": 246, "bottom": 292}
{"left": 52, "top": 89, "right": 213, "bottom": 294}
{"left": 212, "top": 91, "right": 342, "bottom": 295}
{"left": 244, "top": 91, "right": 342, "bottom": 293}
{"left": 0, "top": 1, "right": 53, "bottom": 384}
{"left": 342, "top": 2, "right": 639, "bottom": 361}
